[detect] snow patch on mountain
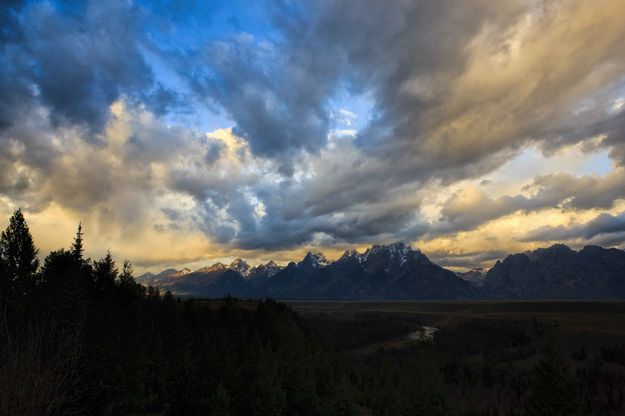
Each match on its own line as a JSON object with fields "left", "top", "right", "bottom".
{"left": 363, "top": 242, "right": 413, "bottom": 267}
{"left": 229, "top": 258, "right": 251, "bottom": 277}
{"left": 195, "top": 263, "right": 226, "bottom": 273}
{"left": 299, "top": 252, "right": 329, "bottom": 269}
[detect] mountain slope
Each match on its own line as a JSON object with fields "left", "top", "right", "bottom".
{"left": 484, "top": 244, "right": 625, "bottom": 299}
{"left": 457, "top": 268, "right": 487, "bottom": 288}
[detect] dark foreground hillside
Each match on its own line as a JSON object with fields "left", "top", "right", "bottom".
{"left": 2, "top": 210, "right": 625, "bottom": 415}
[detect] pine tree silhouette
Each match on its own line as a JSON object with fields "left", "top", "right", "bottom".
{"left": 71, "top": 222, "right": 84, "bottom": 262}
{"left": 93, "top": 250, "right": 118, "bottom": 293}
{"left": 0, "top": 209, "right": 39, "bottom": 304}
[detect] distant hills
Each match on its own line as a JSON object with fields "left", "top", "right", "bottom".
{"left": 137, "top": 243, "right": 625, "bottom": 300}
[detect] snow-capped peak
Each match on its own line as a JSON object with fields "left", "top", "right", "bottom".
{"left": 166, "top": 268, "right": 192, "bottom": 278}
{"left": 195, "top": 262, "right": 226, "bottom": 273}
{"left": 299, "top": 252, "right": 329, "bottom": 269}
{"left": 364, "top": 241, "right": 412, "bottom": 258}
{"left": 250, "top": 260, "right": 283, "bottom": 279}
{"left": 228, "top": 258, "right": 251, "bottom": 276}
{"left": 362, "top": 242, "right": 414, "bottom": 267}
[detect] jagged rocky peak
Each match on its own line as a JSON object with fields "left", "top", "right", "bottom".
{"left": 252, "top": 260, "right": 277, "bottom": 270}
{"left": 299, "top": 252, "right": 329, "bottom": 269}
{"left": 250, "top": 260, "right": 283, "bottom": 279}
{"left": 339, "top": 249, "right": 362, "bottom": 262}
{"left": 229, "top": 258, "right": 251, "bottom": 276}
{"left": 363, "top": 241, "right": 414, "bottom": 261}
{"left": 195, "top": 262, "right": 226, "bottom": 273}
{"left": 263, "top": 260, "right": 282, "bottom": 272}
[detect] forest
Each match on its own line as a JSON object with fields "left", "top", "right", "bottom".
{"left": 1, "top": 209, "right": 625, "bottom": 415}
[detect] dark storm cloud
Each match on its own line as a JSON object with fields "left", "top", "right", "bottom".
{"left": 193, "top": 34, "right": 339, "bottom": 160}
{"left": 313, "top": 0, "right": 520, "bottom": 152}
{"left": 188, "top": 0, "right": 525, "bottom": 164}
{"left": 0, "top": 0, "right": 164, "bottom": 133}
{"left": 537, "top": 80, "right": 625, "bottom": 164}
{"left": 230, "top": 198, "right": 428, "bottom": 250}
{"left": 0, "top": 0, "right": 34, "bottom": 130}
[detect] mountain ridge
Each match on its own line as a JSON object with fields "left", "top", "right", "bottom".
{"left": 137, "top": 243, "right": 625, "bottom": 300}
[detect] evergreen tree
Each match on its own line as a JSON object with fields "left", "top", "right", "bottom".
{"left": 0, "top": 209, "right": 39, "bottom": 301}
{"left": 524, "top": 337, "right": 583, "bottom": 416}
{"left": 93, "top": 251, "right": 118, "bottom": 293}
{"left": 118, "top": 259, "right": 142, "bottom": 298}
{"left": 71, "top": 222, "right": 84, "bottom": 262}
{"left": 119, "top": 260, "right": 134, "bottom": 284}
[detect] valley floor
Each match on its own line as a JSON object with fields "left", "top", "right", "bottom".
{"left": 291, "top": 301, "right": 625, "bottom": 366}
{"left": 289, "top": 300, "right": 625, "bottom": 335}
{"left": 289, "top": 300, "right": 625, "bottom": 415}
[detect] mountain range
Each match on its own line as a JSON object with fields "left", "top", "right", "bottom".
{"left": 136, "top": 242, "right": 625, "bottom": 300}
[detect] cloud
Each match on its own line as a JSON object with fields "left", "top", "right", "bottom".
{"left": 522, "top": 211, "right": 625, "bottom": 243}
{"left": 190, "top": 34, "right": 340, "bottom": 160}
{"left": 432, "top": 167, "right": 625, "bottom": 235}
{"left": 176, "top": 0, "right": 625, "bottom": 249}
{"left": 529, "top": 170, "right": 625, "bottom": 210}
{"left": 427, "top": 249, "right": 509, "bottom": 270}
{"left": 0, "top": 0, "right": 178, "bottom": 133}
{"left": 3, "top": 0, "right": 625, "bottom": 268}
{"left": 437, "top": 186, "right": 537, "bottom": 233}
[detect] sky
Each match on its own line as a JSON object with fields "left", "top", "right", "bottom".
{"left": 2, "top": 0, "right": 625, "bottom": 272}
